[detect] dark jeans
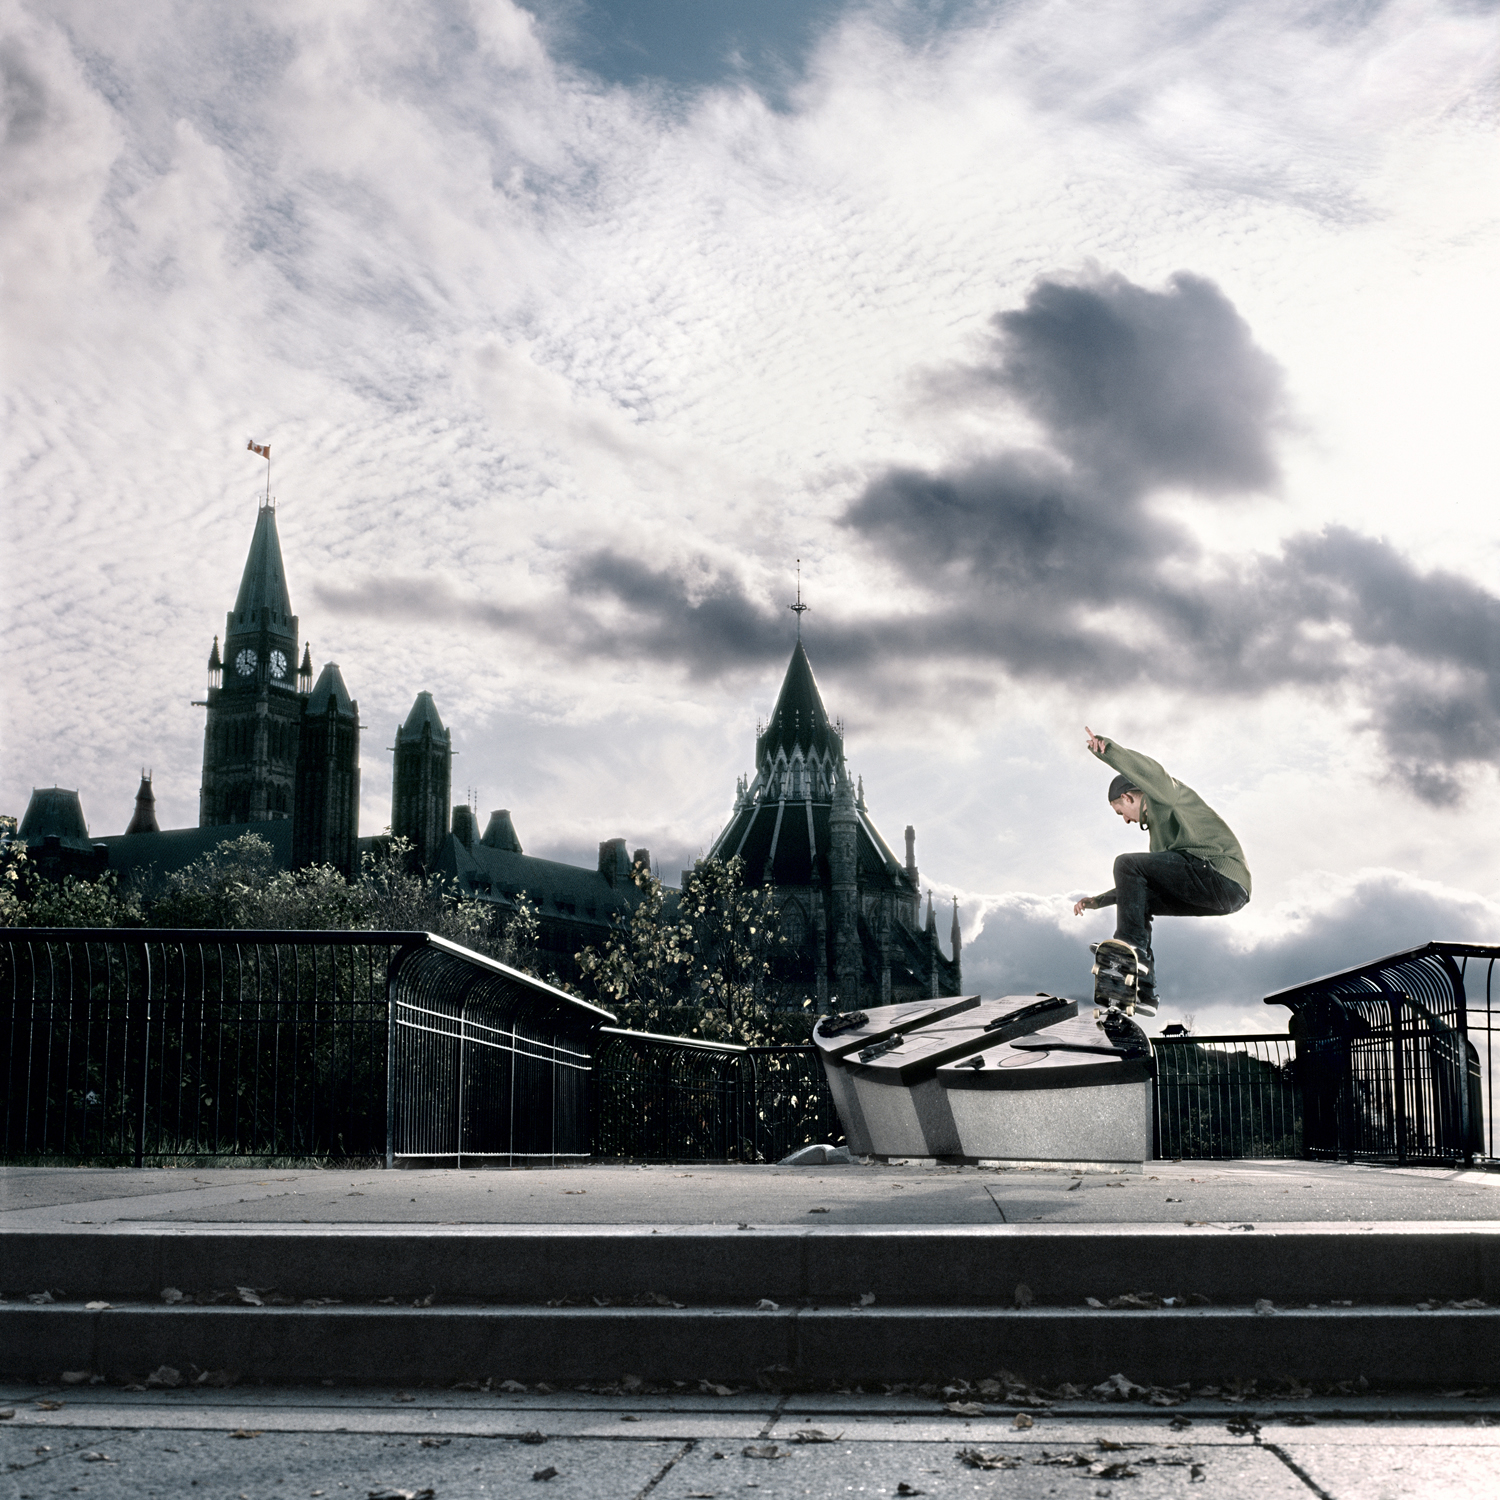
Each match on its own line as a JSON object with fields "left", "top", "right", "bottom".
{"left": 1106, "top": 851, "right": 1248, "bottom": 983}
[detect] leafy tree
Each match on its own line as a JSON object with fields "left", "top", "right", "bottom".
{"left": 578, "top": 855, "right": 807, "bottom": 1046}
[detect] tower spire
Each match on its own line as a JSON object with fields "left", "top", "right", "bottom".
{"left": 788, "top": 558, "right": 809, "bottom": 640}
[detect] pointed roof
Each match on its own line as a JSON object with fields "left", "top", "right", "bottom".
{"left": 306, "top": 661, "right": 355, "bottom": 716}
{"left": 18, "top": 787, "right": 92, "bottom": 849}
{"left": 125, "top": 772, "right": 159, "bottom": 836}
{"left": 231, "top": 505, "right": 294, "bottom": 628}
{"left": 480, "top": 809, "right": 523, "bottom": 853}
{"left": 399, "top": 691, "right": 449, "bottom": 743}
{"left": 756, "top": 641, "right": 840, "bottom": 766}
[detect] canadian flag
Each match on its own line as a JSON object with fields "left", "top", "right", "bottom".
{"left": 247, "top": 440, "right": 271, "bottom": 459}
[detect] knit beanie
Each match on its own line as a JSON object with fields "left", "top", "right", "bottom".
{"left": 1107, "top": 773, "right": 1140, "bottom": 804}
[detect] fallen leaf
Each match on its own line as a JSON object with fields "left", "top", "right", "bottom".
{"left": 808, "top": 1206, "right": 830, "bottom": 1213}
{"left": 418, "top": 1437, "right": 449, "bottom": 1448}
{"left": 1012, "top": 1413, "right": 1033, "bottom": 1430}
{"left": 857, "top": 1291, "right": 876, "bottom": 1307}
{"left": 1254, "top": 1298, "right": 1276, "bottom": 1315}
{"left": 518, "top": 1430, "right": 547, "bottom": 1445}
{"left": 1091, "top": 1373, "right": 1146, "bottom": 1402}
{"left": 80, "top": 1451, "right": 114, "bottom": 1462}
{"left": 1096, "top": 1437, "right": 1127, "bottom": 1452}
{"left": 27, "top": 1291, "right": 54, "bottom": 1305}
{"left": 1068, "top": 1179, "right": 1082, "bottom": 1191}
{"left": 1226, "top": 1417, "right": 1261, "bottom": 1437}
{"left": 944, "top": 1401, "right": 985, "bottom": 1416}
{"left": 1090, "top": 1461, "right": 1139, "bottom": 1478}
{"left": 61, "top": 1371, "right": 91, "bottom": 1384}
{"left": 160, "top": 1288, "right": 185, "bottom": 1304}
{"left": 413, "top": 1290, "right": 436, "bottom": 1307}
{"left": 228, "top": 1429, "right": 262, "bottom": 1439}
{"left": 700, "top": 1382, "right": 733, "bottom": 1397}
{"left": 499, "top": 1379, "right": 528, "bottom": 1392}
{"left": 1013, "top": 1283, "right": 1034, "bottom": 1308}
{"left": 84, "top": 1300, "right": 110, "bottom": 1311}
{"left": 368, "top": 1490, "right": 435, "bottom": 1499}
{"left": 755, "top": 1298, "right": 780, "bottom": 1311}
{"left": 742, "top": 1443, "right": 785, "bottom": 1459}
{"left": 532, "top": 1469, "right": 558, "bottom": 1483}
{"left": 146, "top": 1366, "right": 182, "bottom": 1388}
{"left": 1169, "top": 1415, "right": 1193, "bottom": 1431}
{"left": 1085, "top": 1297, "right": 1105, "bottom": 1309}
{"left": 792, "top": 1428, "right": 842, "bottom": 1443}
{"left": 0, "top": 1410, "right": 13, "bottom": 1420}
{"left": 394, "top": 1391, "right": 416, "bottom": 1403}
{"left": 956, "top": 1448, "right": 1022, "bottom": 1471}
{"left": 896, "top": 1485, "right": 924, "bottom": 1496}
{"left": 235, "top": 1286, "right": 264, "bottom": 1306}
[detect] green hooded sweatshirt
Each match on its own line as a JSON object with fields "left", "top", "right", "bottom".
{"left": 1093, "top": 737, "right": 1251, "bottom": 898}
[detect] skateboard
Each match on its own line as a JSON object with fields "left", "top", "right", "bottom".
{"left": 1091, "top": 938, "right": 1155, "bottom": 1017}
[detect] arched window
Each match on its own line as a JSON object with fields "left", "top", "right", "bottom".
{"left": 780, "top": 900, "right": 807, "bottom": 949}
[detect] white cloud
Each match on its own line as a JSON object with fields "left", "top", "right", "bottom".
{"left": 2, "top": 0, "right": 1497, "bottom": 1000}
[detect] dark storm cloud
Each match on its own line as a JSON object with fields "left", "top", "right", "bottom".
{"left": 841, "top": 268, "right": 1500, "bottom": 802}
{"left": 988, "top": 270, "right": 1286, "bottom": 493}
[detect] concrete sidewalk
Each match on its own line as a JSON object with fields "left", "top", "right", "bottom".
{"left": 5, "top": 1158, "right": 1500, "bottom": 1228}
{"left": 3, "top": 1381, "right": 1498, "bottom": 1499}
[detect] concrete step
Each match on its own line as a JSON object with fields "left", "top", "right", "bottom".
{"left": 6, "top": 1223, "right": 1500, "bottom": 1306}
{"left": 6, "top": 1303, "right": 1500, "bottom": 1388}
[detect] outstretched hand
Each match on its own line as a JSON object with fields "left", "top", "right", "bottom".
{"left": 1072, "top": 896, "right": 1094, "bottom": 916}
{"left": 1084, "top": 725, "right": 1107, "bottom": 756}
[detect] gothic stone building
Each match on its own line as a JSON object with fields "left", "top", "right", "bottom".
{"left": 197, "top": 503, "right": 361, "bottom": 876}
{"left": 707, "top": 640, "right": 961, "bottom": 1008}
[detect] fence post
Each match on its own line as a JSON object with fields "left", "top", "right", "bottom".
{"left": 136, "top": 943, "right": 152, "bottom": 1168}
{"left": 385, "top": 945, "right": 397, "bottom": 1171}
{"left": 1390, "top": 995, "right": 1406, "bottom": 1164}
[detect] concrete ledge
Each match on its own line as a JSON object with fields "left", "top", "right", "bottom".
{"left": 6, "top": 1223, "right": 1500, "bottom": 1305}
{"left": 5, "top": 1304, "right": 1500, "bottom": 1388}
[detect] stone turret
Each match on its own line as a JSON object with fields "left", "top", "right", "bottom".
{"left": 392, "top": 691, "right": 451, "bottom": 869}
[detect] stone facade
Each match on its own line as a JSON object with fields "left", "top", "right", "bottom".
{"left": 707, "top": 641, "right": 962, "bottom": 1009}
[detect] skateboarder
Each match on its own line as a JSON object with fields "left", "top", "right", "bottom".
{"left": 1073, "top": 728, "right": 1250, "bottom": 1014}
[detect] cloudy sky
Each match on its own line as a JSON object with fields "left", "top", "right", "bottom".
{"left": 4, "top": 0, "right": 1498, "bottom": 1030}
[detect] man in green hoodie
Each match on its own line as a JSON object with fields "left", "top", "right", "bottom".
{"left": 1073, "top": 728, "right": 1251, "bottom": 1009}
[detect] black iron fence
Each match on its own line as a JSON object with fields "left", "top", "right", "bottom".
{"left": 591, "top": 1028, "right": 840, "bottom": 1162}
{"left": 1153, "top": 1034, "right": 1300, "bottom": 1159}
{"left": 10, "top": 926, "right": 1491, "bottom": 1168}
{"left": 1, "top": 929, "right": 612, "bottom": 1167}
{"left": 388, "top": 936, "right": 614, "bottom": 1167}
{"left": 1265, "top": 942, "right": 1491, "bottom": 1167}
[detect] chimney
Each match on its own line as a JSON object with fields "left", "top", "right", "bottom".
{"left": 451, "top": 804, "right": 476, "bottom": 849}
{"left": 598, "top": 838, "right": 630, "bottom": 886}
{"left": 632, "top": 848, "right": 651, "bottom": 876}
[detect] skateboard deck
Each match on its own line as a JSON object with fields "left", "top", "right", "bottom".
{"left": 1091, "top": 938, "right": 1154, "bottom": 1016}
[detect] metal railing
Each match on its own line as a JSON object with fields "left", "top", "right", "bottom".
{"left": 1153, "top": 1034, "right": 1300, "bottom": 1159}
{"left": 1265, "top": 942, "right": 1490, "bottom": 1166}
{"left": 591, "top": 1028, "right": 840, "bottom": 1162}
{"left": 389, "top": 937, "right": 612, "bottom": 1166}
{"left": 2, "top": 931, "right": 399, "bottom": 1164}
{"left": 2, "top": 929, "right": 615, "bottom": 1167}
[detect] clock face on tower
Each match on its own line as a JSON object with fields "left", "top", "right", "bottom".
{"left": 236, "top": 648, "right": 257, "bottom": 677}
{"left": 270, "top": 649, "right": 288, "bottom": 680}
